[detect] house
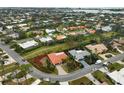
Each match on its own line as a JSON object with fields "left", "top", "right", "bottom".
{"left": 56, "top": 35, "right": 66, "bottom": 40}
{"left": 7, "top": 33, "right": 19, "bottom": 39}
{"left": 39, "top": 36, "right": 53, "bottom": 43}
{"left": 47, "top": 52, "right": 68, "bottom": 65}
{"left": 85, "top": 44, "right": 108, "bottom": 54}
{"left": 87, "top": 30, "right": 96, "bottom": 34}
{"left": 102, "top": 26, "right": 112, "bottom": 32}
{"left": 107, "top": 68, "right": 124, "bottom": 85}
{"left": 45, "top": 29, "right": 56, "bottom": 34}
{"left": 111, "top": 39, "right": 124, "bottom": 48}
{"left": 67, "top": 26, "right": 86, "bottom": 30}
{"left": 0, "top": 27, "right": 3, "bottom": 32}
{"left": 18, "top": 40, "right": 38, "bottom": 49}
{"left": 69, "top": 49, "right": 90, "bottom": 61}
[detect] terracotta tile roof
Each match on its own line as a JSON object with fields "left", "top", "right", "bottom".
{"left": 47, "top": 52, "right": 68, "bottom": 65}
{"left": 67, "top": 26, "right": 86, "bottom": 30}
{"left": 87, "top": 30, "right": 96, "bottom": 34}
{"left": 56, "top": 35, "right": 66, "bottom": 40}
{"left": 86, "top": 44, "right": 108, "bottom": 54}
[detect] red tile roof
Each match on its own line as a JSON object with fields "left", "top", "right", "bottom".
{"left": 47, "top": 52, "right": 68, "bottom": 65}
{"left": 67, "top": 26, "right": 86, "bottom": 30}
{"left": 87, "top": 30, "right": 96, "bottom": 34}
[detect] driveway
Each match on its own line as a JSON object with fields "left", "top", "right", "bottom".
{"left": 79, "top": 60, "right": 90, "bottom": 68}
{"left": 56, "top": 65, "right": 68, "bottom": 75}
{"left": 86, "top": 73, "right": 101, "bottom": 85}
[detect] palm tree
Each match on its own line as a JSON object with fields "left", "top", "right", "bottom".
{"left": 19, "top": 64, "right": 32, "bottom": 85}
{"left": 14, "top": 63, "right": 20, "bottom": 85}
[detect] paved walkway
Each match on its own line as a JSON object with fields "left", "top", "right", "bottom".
{"left": 31, "top": 79, "right": 41, "bottom": 85}
{"left": 86, "top": 73, "right": 101, "bottom": 85}
{"left": 56, "top": 65, "right": 68, "bottom": 75}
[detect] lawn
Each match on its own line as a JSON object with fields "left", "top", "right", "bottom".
{"left": 0, "top": 63, "right": 18, "bottom": 76}
{"left": 61, "top": 57, "right": 83, "bottom": 73}
{"left": 22, "top": 42, "right": 79, "bottom": 59}
{"left": 20, "top": 78, "right": 36, "bottom": 85}
{"left": 69, "top": 76, "right": 94, "bottom": 85}
{"left": 107, "top": 63, "right": 124, "bottom": 72}
{"left": 92, "top": 70, "right": 114, "bottom": 85}
{"left": 39, "top": 80, "right": 60, "bottom": 85}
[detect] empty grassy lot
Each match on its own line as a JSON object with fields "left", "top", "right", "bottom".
{"left": 22, "top": 42, "right": 79, "bottom": 59}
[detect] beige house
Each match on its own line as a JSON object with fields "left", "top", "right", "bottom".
{"left": 85, "top": 44, "right": 108, "bottom": 54}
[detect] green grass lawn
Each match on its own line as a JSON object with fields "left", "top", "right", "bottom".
{"left": 0, "top": 63, "right": 18, "bottom": 75}
{"left": 39, "top": 80, "right": 60, "bottom": 85}
{"left": 20, "top": 78, "right": 36, "bottom": 85}
{"left": 107, "top": 63, "right": 124, "bottom": 72}
{"left": 92, "top": 70, "right": 114, "bottom": 85}
{"left": 22, "top": 42, "right": 78, "bottom": 59}
{"left": 69, "top": 76, "right": 94, "bottom": 85}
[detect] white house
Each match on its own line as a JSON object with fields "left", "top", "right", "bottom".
{"left": 19, "top": 40, "right": 38, "bottom": 49}
{"left": 69, "top": 49, "right": 90, "bottom": 61}
{"left": 102, "top": 26, "right": 112, "bottom": 32}
{"left": 45, "top": 29, "right": 56, "bottom": 34}
{"left": 39, "top": 36, "right": 53, "bottom": 43}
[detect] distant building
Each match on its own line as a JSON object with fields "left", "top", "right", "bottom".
{"left": 56, "top": 35, "right": 66, "bottom": 40}
{"left": 47, "top": 52, "right": 68, "bottom": 65}
{"left": 85, "top": 44, "right": 108, "bottom": 54}
{"left": 102, "top": 26, "right": 112, "bottom": 32}
{"left": 39, "top": 36, "right": 53, "bottom": 43}
{"left": 45, "top": 29, "right": 56, "bottom": 34}
{"left": 7, "top": 33, "right": 19, "bottom": 39}
{"left": 18, "top": 40, "right": 38, "bottom": 49}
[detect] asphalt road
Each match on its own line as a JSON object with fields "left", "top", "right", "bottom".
{"left": 0, "top": 42, "right": 124, "bottom": 82}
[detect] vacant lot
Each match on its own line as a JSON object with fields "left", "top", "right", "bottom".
{"left": 22, "top": 42, "right": 78, "bottom": 59}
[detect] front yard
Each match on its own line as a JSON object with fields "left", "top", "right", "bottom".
{"left": 107, "top": 63, "right": 124, "bottom": 72}
{"left": 69, "top": 76, "right": 94, "bottom": 85}
{"left": 92, "top": 70, "right": 114, "bottom": 85}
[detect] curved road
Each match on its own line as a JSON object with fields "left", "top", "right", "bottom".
{"left": 0, "top": 42, "right": 124, "bottom": 82}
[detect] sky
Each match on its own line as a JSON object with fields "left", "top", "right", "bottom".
{"left": 0, "top": 0, "right": 123, "bottom": 7}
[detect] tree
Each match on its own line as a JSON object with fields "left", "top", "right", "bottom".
{"left": 19, "top": 64, "right": 32, "bottom": 85}
{"left": 0, "top": 59, "right": 5, "bottom": 80}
